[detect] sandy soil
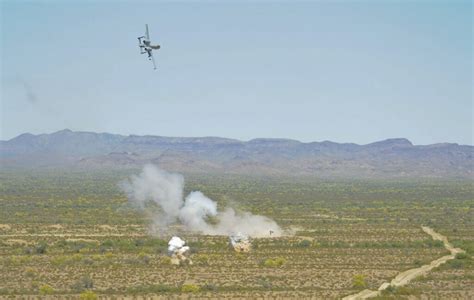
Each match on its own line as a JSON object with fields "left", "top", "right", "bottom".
{"left": 342, "top": 226, "right": 465, "bottom": 300}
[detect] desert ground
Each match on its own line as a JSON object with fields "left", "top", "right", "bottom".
{"left": 0, "top": 170, "right": 472, "bottom": 299}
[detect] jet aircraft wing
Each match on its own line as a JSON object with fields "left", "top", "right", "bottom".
{"left": 150, "top": 51, "right": 157, "bottom": 70}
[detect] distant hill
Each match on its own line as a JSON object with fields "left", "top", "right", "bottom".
{"left": 1, "top": 129, "right": 472, "bottom": 178}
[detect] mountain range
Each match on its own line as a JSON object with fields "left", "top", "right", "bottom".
{"left": 1, "top": 129, "right": 472, "bottom": 178}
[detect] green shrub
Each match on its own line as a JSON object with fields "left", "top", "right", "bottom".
{"left": 194, "top": 254, "right": 210, "bottom": 265}
{"left": 455, "top": 252, "right": 470, "bottom": 260}
{"left": 79, "top": 290, "right": 97, "bottom": 300}
{"left": 39, "top": 284, "right": 54, "bottom": 295}
{"left": 296, "top": 240, "right": 312, "bottom": 248}
{"left": 71, "top": 275, "right": 94, "bottom": 292}
{"left": 134, "top": 239, "right": 145, "bottom": 247}
{"left": 51, "top": 255, "right": 68, "bottom": 266}
{"left": 263, "top": 257, "right": 286, "bottom": 267}
{"left": 257, "top": 277, "right": 272, "bottom": 289}
{"left": 104, "top": 252, "right": 115, "bottom": 260}
{"left": 202, "top": 283, "right": 217, "bottom": 291}
{"left": 352, "top": 274, "right": 367, "bottom": 289}
{"left": 393, "top": 286, "right": 421, "bottom": 295}
{"left": 160, "top": 256, "right": 172, "bottom": 265}
{"left": 181, "top": 284, "right": 200, "bottom": 293}
{"left": 384, "top": 285, "right": 396, "bottom": 294}
{"left": 138, "top": 252, "right": 150, "bottom": 264}
{"left": 274, "top": 257, "right": 286, "bottom": 266}
{"left": 35, "top": 242, "right": 47, "bottom": 254}
{"left": 71, "top": 253, "right": 83, "bottom": 262}
{"left": 447, "top": 259, "right": 464, "bottom": 269}
{"left": 452, "top": 240, "right": 474, "bottom": 255}
{"left": 126, "top": 284, "right": 173, "bottom": 294}
{"left": 24, "top": 267, "right": 37, "bottom": 278}
{"left": 413, "top": 259, "right": 423, "bottom": 267}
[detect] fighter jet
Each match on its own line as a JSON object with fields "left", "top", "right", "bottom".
{"left": 137, "top": 24, "right": 161, "bottom": 70}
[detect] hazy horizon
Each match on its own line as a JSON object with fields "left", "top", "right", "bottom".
{"left": 3, "top": 127, "right": 473, "bottom": 147}
{"left": 1, "top": 1, "right": 472, "bottom": 145}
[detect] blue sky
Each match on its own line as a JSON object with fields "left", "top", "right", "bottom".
{"left": 1, "top": 1, "right": 472, "bottom": 145}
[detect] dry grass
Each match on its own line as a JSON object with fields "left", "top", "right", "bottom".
{"left": 0, "top": 171, "right": 472, "bottom": 298}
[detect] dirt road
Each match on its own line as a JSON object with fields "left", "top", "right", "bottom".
{"left": 342, "top": 226, "right": 465, "bottom": 300}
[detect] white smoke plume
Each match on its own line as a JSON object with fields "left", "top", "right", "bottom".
{"left": 168, "top": 236, "right": 189, "bottom": 254}
{"left": 167, "top": 236, "right": 191, "bottom": 265}
{"left": 230, "top": 233, "right": 251, "bottom": 252}
{"left": 120, "top": 164, "right": 282, "bottom": 237}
